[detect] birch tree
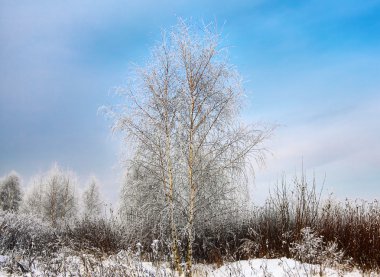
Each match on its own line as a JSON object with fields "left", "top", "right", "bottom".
{"left": 23, "top": 164, "right": 78, "bottom": 226}
{"left": 83, "top": 177, "right": 103, "bottom": 219}
{"left": 116, "top": 33, "right": 183, "bottom": 272}
{"left": 113, "top": 20, "right": 271, "bottom": 276}
{"left": 0, "top": 171, "right": 22, "bottom": 212}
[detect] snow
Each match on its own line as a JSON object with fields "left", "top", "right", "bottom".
{"left": 0, "top": 254, "right": 371, "bottom": 276}
{"left": 209, "top": 258, "right": 364, "bottom": 277}
{"left": 0, "top": 256, "right": 7, "bottom": 277}
{"left": 0, "top": 256, "right": 7, "bottom": 264}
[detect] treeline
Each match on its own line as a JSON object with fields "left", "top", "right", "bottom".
{"left": 0, "top": 164, "right": 126, "bottom": 267}
{"left": 0, "top": 165, "right": 104, "bottom": 225}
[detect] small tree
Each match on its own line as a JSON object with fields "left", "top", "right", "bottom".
{"left": 23, "top": 164, "right": 78, "bottom": 226}
{"left": 0, "top": 171, "right": 22, "bottom": 212}
{"left": 83, "top": 177, "right": 103, "bottom": 219}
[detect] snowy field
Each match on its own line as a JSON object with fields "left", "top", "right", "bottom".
{"left": 0, "top": 252, "right": 374, "bottom": 277}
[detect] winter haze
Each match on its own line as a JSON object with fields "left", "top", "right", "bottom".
{"left": 1, "top": 1, "right": 379, "bottom": 204}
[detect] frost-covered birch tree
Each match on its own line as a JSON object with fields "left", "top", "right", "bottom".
{"left": 0, "top": 171, "right": 22, "bottom": 212}
{"left": 23, "top": 164, "right": 78, "bottom": 226}
{"left": 83, "top": 177, "right": 103, "bottom": 219}
{"left": 113, "top": 20, "right": 271, "bottom": 276}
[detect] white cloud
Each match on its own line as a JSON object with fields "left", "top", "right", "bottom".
{"left": 251, "top": 96, "right": 380, "bottom": 204}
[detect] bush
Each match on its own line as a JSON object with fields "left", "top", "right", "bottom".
{"left": 290, "top": 227, "right": 344, "bottom": 265}
{"left": 0, "top": 211, "right": 58, "bottom": 258}
{"left": 319, "top": 198, "right": 380, "bottom": 270}
{"left": 62, "top": 217, "right": 128, "bottom": 254}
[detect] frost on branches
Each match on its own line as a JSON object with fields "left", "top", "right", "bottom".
{"left": 22, "top": 164, "right": 78, "bottom": 226}
{"left": 111, "top": 19, "right": 271, "bottom": 275}
{"left": 0, "top": 171, "right": 22, "bottom": 212}
{"left": 290, "top": 227, "right": 345, "bottom": 266}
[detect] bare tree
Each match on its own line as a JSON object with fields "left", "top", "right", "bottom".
{"left": 116, "top": 30, "right": 184, "bottom": 272}
{"left": 0, "top": 171, "right": 22, "bottom": 212}
{"left": 22, "top": 175, "right": 44, "bottom": 216}
{"left": 23, "top": 164, "right": 78, "bottom": 226}
{"left": 83, "top": 177, "right": 103, "bottom": 219}
{"left": 113, "top": 20, "right": 271, "bottom": 276}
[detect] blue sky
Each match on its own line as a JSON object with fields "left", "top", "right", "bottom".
{"left": 1, "top": 0, "right": 379, "bottom": 203}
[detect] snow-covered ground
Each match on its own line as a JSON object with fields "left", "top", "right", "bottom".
{"left": 206, "top": 258, "right": 365, "bottom": 277}
{"left": 0, "top": 252, "right": 374, "bottom": 277}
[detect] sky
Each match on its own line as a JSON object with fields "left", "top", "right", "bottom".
{"left": 1, "top": 0, "right": 379, "bottom": 204}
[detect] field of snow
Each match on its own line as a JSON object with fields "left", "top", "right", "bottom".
{"left": 208, "top": 258, "right": 364, "bottom": 277}
{"left": 0, "top": 252, "right": 372, "bottom": 277}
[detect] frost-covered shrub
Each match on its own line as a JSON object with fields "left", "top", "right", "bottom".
{"left": 322, "top": 241, "right": 345, "bottom": 267}
{"left": 0, "top": 212, "right": 58, "bottom": 257}
{"left": 290, "top": 227, "right": 344, "bottom": 266}
{"left": 62, "top": 217, "right": 128, "bottom": 254}
{"left": 238, "top": 228, "right": 262, "bottom": 258}
{"left": 290, "top": 227, "right": 323, "bottom": 264}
